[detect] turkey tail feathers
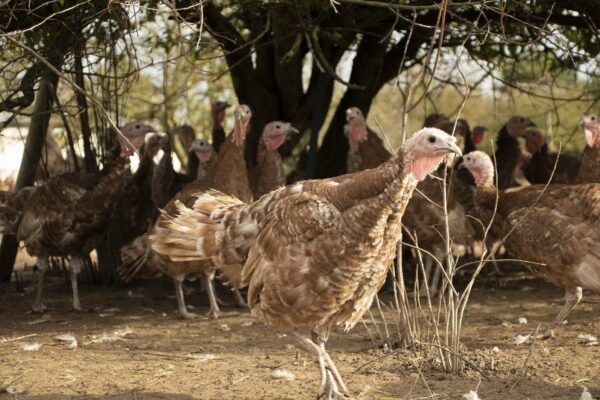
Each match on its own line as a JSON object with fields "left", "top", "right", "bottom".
{"left": 149, "top": 189, "right": 243, "bottom": 263}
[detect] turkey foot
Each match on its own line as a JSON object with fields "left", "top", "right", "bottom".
{"left": 293, "top": 332, "right": 350, "bottom": 400}
{"left": 318, "top": 370, "right": 350, "bottom": 400}
{"left": 540, "top": 287, "right": 582, "bottom": 339}
{"left": 174, "top": 276, "right": 199, "bottom": 319}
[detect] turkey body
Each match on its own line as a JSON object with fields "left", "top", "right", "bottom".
{"left": 150, "top": 128, "right": 461, "bottom": 398}
{"left": 15, "top": 161, "right": 128, "bottom": 311}
{"left": 464, "top": 151, "right": 600, "bottom": 337}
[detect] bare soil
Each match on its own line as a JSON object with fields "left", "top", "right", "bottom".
{"left": 0, "top": 271, "right": 599, "bottom": 400}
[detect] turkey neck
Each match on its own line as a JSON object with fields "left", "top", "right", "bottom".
{"left": 576, "top": 144, "right": 600, "bottom": 183}
{"left": 255, "top": 141, "right": 285, "bottom": 197}
{"left": 325, "top": 150, "right": 417, "bottom": 214}
{"left": 212, "top": 116, "right": 226, "bottom": 153}
{"left": 132, "top": 144, "right": 155, "bottom": 185}
{"left": 186, "top": 150, "right": 199, "bottom": 181}
{"left": 495, "top": 126, "right": 520, "bottom": 159}
{"left": 463, "top": 129, "right": 476, "bottom": 154}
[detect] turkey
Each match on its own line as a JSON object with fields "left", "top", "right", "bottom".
{"left": 577, "top": 114, "right": 600, "bottom": 183}
{"left": 187, "top": 138, "right": 215, "bottom": 182}
{"left": 344, "top": 107, "right": 390, "bottom": 173}
{"left": 211, "top": 100, "right": 230, "bottom": 153}
{"left": 250, "top": 121, "right": 298, "bottom": 199}
{"left": 523, "top": 129, "right": 580, "bottom": 184}
{"left": 494, "top": 116, "right": 535, "bottom": 189}
{"left": 462, "top": 150, "right": 600, "bottom": 338}
{"left": 120, "top": 105, "right": 252, "bottom": 318}
{"left": 472, "top": 125, "right": 487, "bottom": 146}
{"left": 423, "top": 113, "right": 450, "bottom": 128}
{"left": 188, "top": 138, "right": 216, "bottom": 180}
{"left": 174, "top": 124, "right": 196, "bottom": 153}
{"left": 0, "top": 124, "right": 148, "bottom": 312}
{"left": 150, "top": 128, "right": 461, "bottom": 398}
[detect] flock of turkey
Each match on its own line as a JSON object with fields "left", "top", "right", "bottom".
{"left": 1, "top": 101, "right": 600, "bottom": 399}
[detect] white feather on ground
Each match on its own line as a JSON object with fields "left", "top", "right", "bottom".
{"left": 463, "top": 390, "right": 482, "bottom": 400}
{"left": 271, "top": 369, "right": 296, "bottom": 381}
{"left": 581, "top": 387, "right": 595, "bottom": 400}
{"left": 21, "top": 343, "right": 42, "bottom": 351}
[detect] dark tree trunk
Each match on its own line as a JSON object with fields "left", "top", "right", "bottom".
{"left": 316, "top": 34, "right": 390, "bottom": 178}
{"left": 0, "top": 57, "right": 62, "bottom": 282}
{"left": 74, "top": 49, "right": 98, "bottom": 173}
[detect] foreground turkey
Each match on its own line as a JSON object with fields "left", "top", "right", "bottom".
{"left": 0, "top": 124, "right": 148, "bottom": 312}
{"left": 150, "top": 128, "right": 461, "bottom": 398}
{"left": 462, "top": 150, "right": 600, "bottom": 338}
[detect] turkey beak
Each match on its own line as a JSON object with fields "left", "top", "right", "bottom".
{"left": 458, "top": 162, "right": 466, "bottom": 169}
{"left": 288, "top": 126, "right": 299, "bottom": 135}
{"left": 528, "top": 120, "right": 536, "bottom": 127}
{"left": 443, "top": 140, "right": 463, "bottom": 156}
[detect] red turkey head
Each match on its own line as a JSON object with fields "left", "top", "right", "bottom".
{"left": 472, "top": 125, "right": 487, "bottom": 145}
{"left": 580, "top": 114, "right": 600, "bottom": 148}
{"left": 262, "top": 122, "right": 298, "bottom": 151}
{"left": 175, "top": 124, "right": 196, "bottom": 150}
{"left": 423, "top": 113, "right": 449, "bottom": 129}
{"left": 524, "top": 129, "right": 545, "bottom": 154}
{"left": 404, "top": 128, "right": 462, "bottom": 181}
{"left": 232, "top": 104, "right": 252, "bottom": 146}
{"left": 344, "top": 107, "right": 368, "bottom": 145}
{"left": 506, "top": 116, "right": 535, "bottom": 138}
{"left": 461, "top": 151, "right": 495, "bottom": 187}
{"left": 119, "top": 122, "right": 156, "bottom": 156}
{"left": 190, "top": 138, "right": 214, "bottom": 163}
{"left": 211, "top": 100, "right": 231, "bottom": 126}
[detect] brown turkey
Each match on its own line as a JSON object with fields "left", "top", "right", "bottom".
{"left": 462, "top": 150, "right": 600, "bottom": 338}
{"left": 344, "top": 107, "right": 391, "bottom": 173}
{"left": 0, "top": 124, "right": 148, "bottom": 312}
{"left": 523, "top": 129, "right": 580, "bottom": 184}
{"left": 150, "top": 128, "right": 461, "bottom": 398}
{"left": 577, "top": 114, "right": 600, "bottom": 183}
{"left": 249, "top": 121, "right": 298, "bottom": 199}
{"left": 120, "top": 105, "right": 252, "bottom": 318}
{"left": 494, "top": 116, "right": 535, "bottom": 189}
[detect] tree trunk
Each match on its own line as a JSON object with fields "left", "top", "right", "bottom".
{"left": 74, "top": 49, "right": 98, "bottom": 173}
{"left": 316, "top": 34, "right": 389, "bottom": 178}
{"left": 0, "top": 58, "right": 62, "bottom": 282}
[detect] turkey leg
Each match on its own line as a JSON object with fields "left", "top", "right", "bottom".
{"left": 174, "top": 275, "right": 197, "bottom": 319}
{"left": 542, "top": 286, "right": 582, "bottom": 338}
{"left": 31, "top": 257, "right": 49, "bottom": 313}
{"left": 70, "top": 256, "right": 83, "bottom": 311}
{"left": 202, "top": 269, "right": 238, "bottom": 319}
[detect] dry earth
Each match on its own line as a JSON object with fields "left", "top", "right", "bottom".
{"left": 0, "top": 270, "right": 599, "bottom": 400}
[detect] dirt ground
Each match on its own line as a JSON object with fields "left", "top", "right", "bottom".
{"left": 0, "top": 270, "right": 599, "bottom": 400}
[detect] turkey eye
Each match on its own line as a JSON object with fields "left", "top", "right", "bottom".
{"left": 136, "top": 124, "right": 140, "bottom": 129}
{"left": 592, "top": 116, "right": 597, "bottom": 121}
{"left": 276, "top": 125, "right": 281, "bottom": 129}
{"left": 428, "top": 136, "right": 436, "bottom": 143}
